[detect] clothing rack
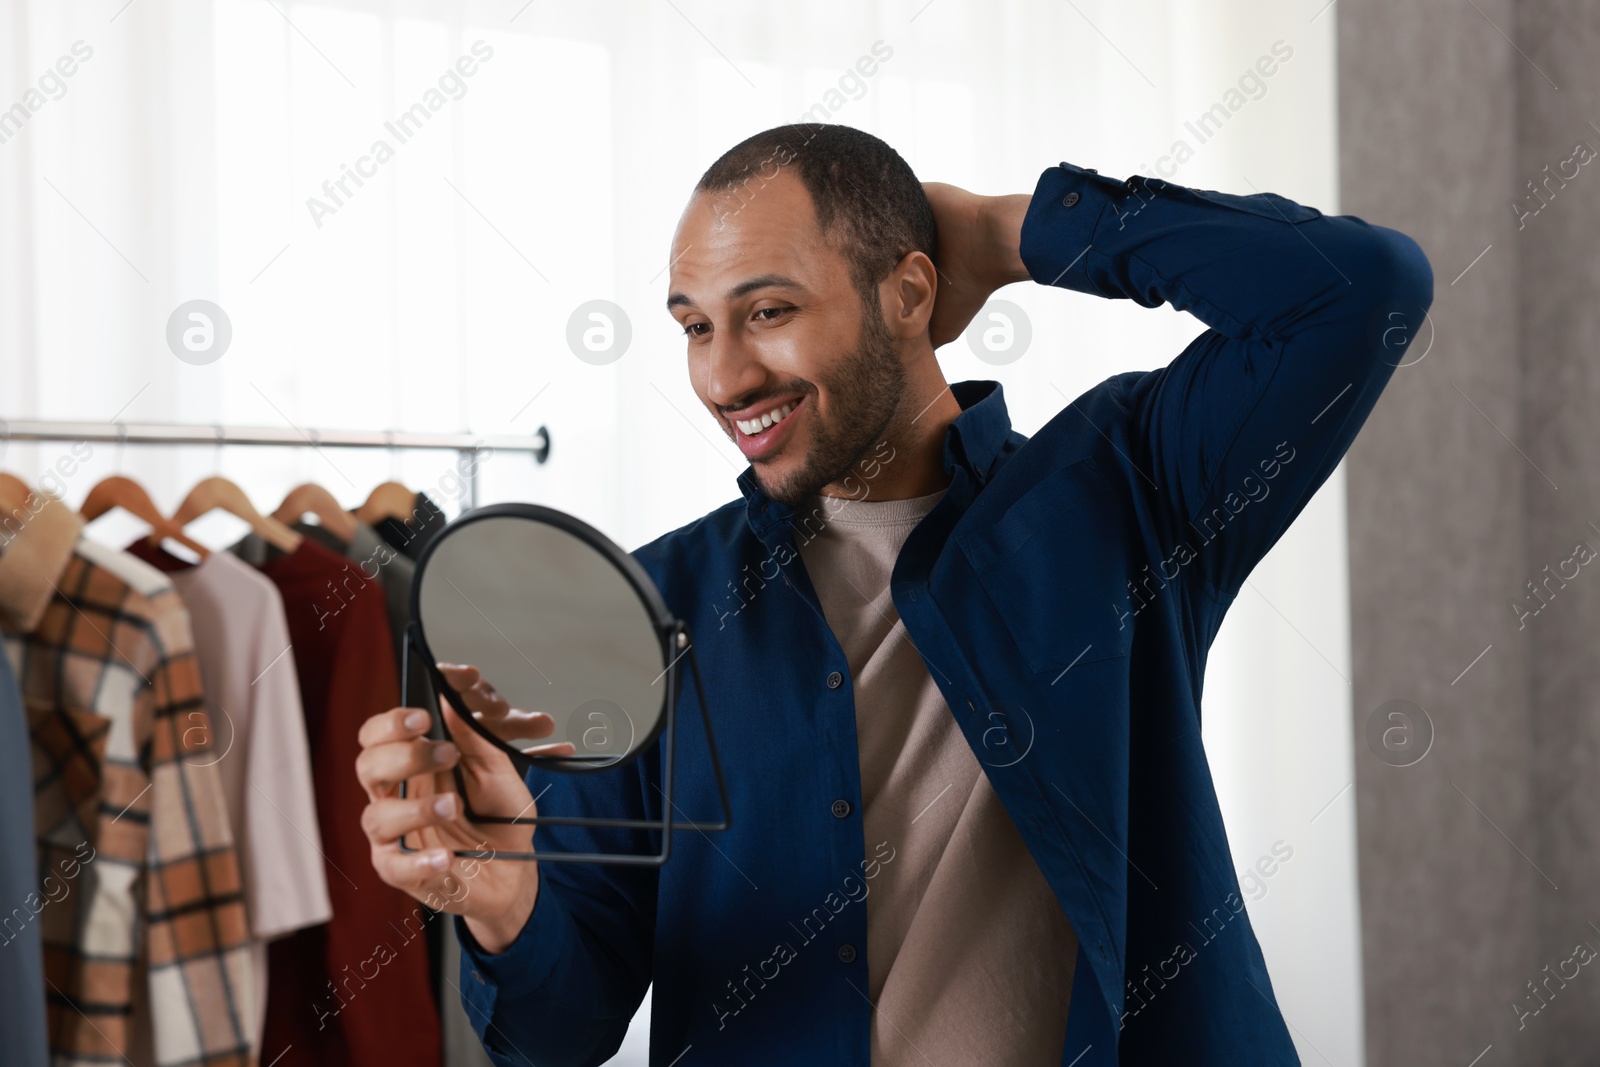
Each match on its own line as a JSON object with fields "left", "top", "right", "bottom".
{"left": 0, "top": 418, "right": 551, "bottom": 511}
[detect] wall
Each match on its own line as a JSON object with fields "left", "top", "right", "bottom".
{"left": 1342, "top": 0, "right": 1600, "bottom": 1062}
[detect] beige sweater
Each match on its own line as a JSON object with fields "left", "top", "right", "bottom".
{"left": 794, "top": 487, "right": 1078, "bottom": 1066}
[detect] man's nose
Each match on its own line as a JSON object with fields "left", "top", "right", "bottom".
{"left": 701, "top": 331, "right": 767, "bottom": 412}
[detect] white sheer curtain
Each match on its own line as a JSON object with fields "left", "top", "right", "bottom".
{"left": 0, "top": 1, "right": 1358, "bottom": 1062}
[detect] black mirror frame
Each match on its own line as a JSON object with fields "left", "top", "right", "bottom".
{"left": 397, "top": 502, "right": 730, "bottom": 865}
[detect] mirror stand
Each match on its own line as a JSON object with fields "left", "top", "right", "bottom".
{"left": 398, "top": 621, "right": 731, "bottom": 865}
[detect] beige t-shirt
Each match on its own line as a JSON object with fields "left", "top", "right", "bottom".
{"left": 129, "top": 545, "right": 334, "bottom": 1057}
{"left": 794, "top": 487, "right": 1078, "bottom": 1066}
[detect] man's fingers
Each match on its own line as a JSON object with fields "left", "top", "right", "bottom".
{"left": 435, "top": 692, "right": 519, "bottom": 762}
{"left": 438, "top": 664, "right": 519, "bottom": 725}
{"left": 361, "top": 791, "right": 461, "bottom": 846}
{"left": 370, "top": 840, "right": 455, "bottom": 898}
{"left": 464, "top": 678, "right": 510, "bottom": 717}
{"left": 435, "top": 662, "right": 496, "bottom": 703}
{"left": 437, "top": 662, "right": 478, "bottom": 681}
{"left": 437, "top": 662, "right": 564, "bottom": 745}
{"left": 356, "top": 737, "right": 460, "bottom": 797}
{"left": 477, "top": 706, "right": 559, "bottom": 742}
{"left": 359, "top": 705, "right": 434, "bottom": 749}
{"left": 523, "top": 741, "right": 579, "bottom": 757}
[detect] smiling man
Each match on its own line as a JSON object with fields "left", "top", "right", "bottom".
{"left": 355, "top": 123, "right": 1433, "bottom": 1065}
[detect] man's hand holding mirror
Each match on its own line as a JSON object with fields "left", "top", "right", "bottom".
{"left": 353, "top": 502, "right": 730, "bottom": 940}
{"left": 355, "top": 664, "right": 575, "bottom": 953}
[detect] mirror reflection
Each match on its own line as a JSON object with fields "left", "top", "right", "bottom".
{"left": 415, "top": 514, "right": 664, "bottom": 767}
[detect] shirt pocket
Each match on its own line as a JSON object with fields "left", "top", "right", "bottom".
{"left": 954, "top": 458, "right": 1136, "bottom": 675}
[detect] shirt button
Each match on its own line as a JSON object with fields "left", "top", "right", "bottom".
{"left": 826, "top": 671, "right": 843, "bottom": 689}
{"left": 1062, "top": 191, "right": 1081, "bottom": 208}
{"left": 838, "top": 944, "right": 857, "bottom": 964}
{"left": 831, "top": 799, "right": 851, "bottom": 819}
{"left": 472, "top": 969, "right": 484, "bottom": 983}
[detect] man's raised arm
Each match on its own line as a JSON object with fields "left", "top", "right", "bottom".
{"left": 1005, "top": 162, "right": 1433, "bottom": 599}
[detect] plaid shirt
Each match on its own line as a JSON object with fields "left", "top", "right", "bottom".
{"left": 1, "top": 497, "right": 255, "bottom": 1067}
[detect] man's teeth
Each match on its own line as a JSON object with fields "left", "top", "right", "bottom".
{"left": 736, "top": 401, "right": 797, "bottom": 436}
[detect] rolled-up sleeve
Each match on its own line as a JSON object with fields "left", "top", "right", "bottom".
{"left": 1020, "top": 161, "right": 1434, "bottom": 600}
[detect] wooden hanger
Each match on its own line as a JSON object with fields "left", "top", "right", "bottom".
{"left": 0, "top": 419, "right": 25, "bottom": 511}
{"left": 0, "top": 471, "right": 32, "bottom": 514}
{"left": 274, "top": 482, "right": 357, "bottom": 542}
{"left": 80, "top": 475, "right": 212, "bottom": 559}
{"left": 172, "top": 476, "right": 302, "bottom": 553}
{"left": 356, "top": 480, "right": 416, "bottom": 526}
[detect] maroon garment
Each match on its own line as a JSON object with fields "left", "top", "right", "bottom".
{"left": 228, "top": 536, "right": 442, "bottom": 1067}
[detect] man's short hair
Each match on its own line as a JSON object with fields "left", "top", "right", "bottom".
{"left": 694, "top": 123, "right": 937, "bottom": 309}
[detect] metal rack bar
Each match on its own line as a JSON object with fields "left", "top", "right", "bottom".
{"left": 0, "top": 419, "right": 548, "bottom": 455}
{"left": 0, "top": 419, "right": 551, "bottom": 512}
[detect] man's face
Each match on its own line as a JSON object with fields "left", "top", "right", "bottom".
{"left": 667, "top": 168, "right": 907, "bottom": 505}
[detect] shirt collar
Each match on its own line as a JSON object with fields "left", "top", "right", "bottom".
{"left": 0, "top": 492, "right": 85, "bottom": 631}
{"left": 738, "top": 379, "right": 1011, "bottom": 540}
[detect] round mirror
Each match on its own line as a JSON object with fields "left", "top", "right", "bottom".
{"left": 411, "top": 504, "right": 675, "bottom": 771}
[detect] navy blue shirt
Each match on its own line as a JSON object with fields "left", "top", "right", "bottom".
{"left": 455, "top": 161, "right": 1434, "bottom": 1065}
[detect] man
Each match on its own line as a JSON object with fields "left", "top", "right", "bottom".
{"left": 356, "top": 123, "right": 1432, "bottom": 1065}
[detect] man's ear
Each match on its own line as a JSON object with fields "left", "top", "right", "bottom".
{"left": 885, "top": 249, "right": 938, "bottom": 340}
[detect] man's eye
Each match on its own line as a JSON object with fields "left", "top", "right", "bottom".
{"left": 682, "top": 322, "right": 709, "bottom": 338}
{"left": 755, "top": 307, "right": 790, "bottom": 322}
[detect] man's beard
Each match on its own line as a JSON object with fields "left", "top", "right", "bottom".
{"left": 753, "top": 298, "right": 905, "bottom": 506}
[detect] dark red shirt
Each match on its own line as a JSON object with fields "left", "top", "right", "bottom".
{"left": 227, "top": 535, "right": 442, "bottom": 1067}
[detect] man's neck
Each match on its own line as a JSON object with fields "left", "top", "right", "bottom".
{"left": 819, "top": 379, "right": 963, "bottom": 501}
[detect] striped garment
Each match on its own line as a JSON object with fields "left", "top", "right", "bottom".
{"left": 1, "top": 496, "right": 254, "bottom": 1067}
